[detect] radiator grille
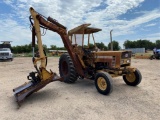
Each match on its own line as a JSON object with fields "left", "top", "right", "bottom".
{"left": 0, "top": 53, "right": 9, "bottom": 56}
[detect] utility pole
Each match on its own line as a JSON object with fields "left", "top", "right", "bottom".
{"left": 110, "top": 30, "right": 113, "bottom": 50}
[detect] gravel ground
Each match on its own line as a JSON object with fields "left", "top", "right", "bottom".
{"left": 0, "top": 57, "right": 160, "bottom": 120}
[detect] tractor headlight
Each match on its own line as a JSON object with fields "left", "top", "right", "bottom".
{"left": 121, "top": 59, "right": 130, "bottom": 65}
{"left": 126, "top": 59, "right": 130, "bottom": 63}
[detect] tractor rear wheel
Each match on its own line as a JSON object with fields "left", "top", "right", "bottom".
{"left": 123, "top": 69, "right": 142, "bottom": 86}
{"left": 95, "top": 72, "right": 113, "bottom": 95}
{"left": 59, "top": 53, "right": 78, "bottom": 83}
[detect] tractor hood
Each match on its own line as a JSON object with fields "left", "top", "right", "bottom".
{"left": 93, "top": 50, "right": 132, "bottom": 68}
{"left": 94, "top": 50, "right": 131, "bottom": 57}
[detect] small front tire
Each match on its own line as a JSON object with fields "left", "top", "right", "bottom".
{"left": 123, "top": 69, "right": 142, "bottom": 86}
{"left": 95, "top": 72, "right": 113, "bottom": 95}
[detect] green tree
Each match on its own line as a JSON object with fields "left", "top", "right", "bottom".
{"left": 43, "top": 44, "right": 48, "bottom": 52}
{"left": 123, "top": 39, "right": 155, "bottom": 49}
{"left": 12, "top": 43, "right": 48, "bottom": 53}
{"left": 123, "top": 40, "right": 137, "bottom": 48}
{"left": 136, "top": 40, "right": 154, "bottom": 49}
{"left": 57, "top": 46, "right": 66, "bottom": 50}
{"left": 96, "top": 42, "right": 108, "bottom": 50}
{"left": 50, "top": 45, "right": 57, "bottom": 50}
{"left": 108, "top": 40, "right": 120, "bottom": 50}
{"left": 156, "top": 40, "right": 160, "bottom": 48}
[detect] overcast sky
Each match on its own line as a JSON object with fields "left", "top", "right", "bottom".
{"left": 0, "top": 0, "right": 160, "bottom": 48}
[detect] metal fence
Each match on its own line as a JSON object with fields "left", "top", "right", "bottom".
{"left": 125, "top": 48, "right": 145, "bottom": 54}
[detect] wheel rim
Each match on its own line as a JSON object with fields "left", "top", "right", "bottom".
{"left": 126, "top": 72, "right": 136, "bottom": 82}
{"left": 62, "top": 61, "right": 68, "bottom": 75}
{"left": 97, "top": 77, "right": 107, "bottom": 91}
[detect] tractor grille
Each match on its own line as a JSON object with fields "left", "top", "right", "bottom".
{"left": 121, "top": 51, "right": 131, "bottom": 59}
{"left": 0, "top": 53, "right": 9, "bottom": 56}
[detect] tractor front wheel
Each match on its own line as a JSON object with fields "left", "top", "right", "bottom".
{"left": 95, "top": 72, "right": 113, "bottom": 95}
{"left": 123, "top": 69, "right": 142, "bottom": 86}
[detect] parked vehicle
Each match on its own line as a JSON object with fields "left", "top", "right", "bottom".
{"left": 150, "top": 49, "right": 160, "bottom": 60}
{"left": 0, "top": 41, "right": 13, "bottom": 61}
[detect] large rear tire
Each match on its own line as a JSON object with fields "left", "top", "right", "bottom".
{"left": 95, "top": 72, "right": 113, "bottom": 95}
{"left": 123, "top": 69, "right": 142, "bottom": 86}
{"left": 59, "top": 53, "right": 78, "bottom": 83}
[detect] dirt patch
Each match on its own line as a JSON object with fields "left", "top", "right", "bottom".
{"left": 0, "top": 57, "right": 160, "bottom": 120}
{"left": 134, "top": 53, "right": 152, "bottom": 59}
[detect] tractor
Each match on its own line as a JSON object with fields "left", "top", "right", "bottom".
{"left": 59, "top": 24, "right": 142, "bottom": 95}
{"left": 13, "top": 8, "right": 142, "bottom": 105}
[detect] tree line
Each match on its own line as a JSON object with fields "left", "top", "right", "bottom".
{"left": 11, "top": 41, "right": 120, "bottom": 53}
{"left": 11, "top": 43, "right": 67, "bottom": 53}
{"left": 11, "top": 39, "right": 159, "bottom": 53}
{"left": 11, "top": 44, "right": 48, "bottom": 53}
{"left": 124, "top": 40, "right": 160, "bottom": 49}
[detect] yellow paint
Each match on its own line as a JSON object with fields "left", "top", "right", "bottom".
{"left": 97, "top": 77, "right": 107, "bottom": 91}
{"left": 126, "top": 72, "right": 136, "bottom": 82}
{"left": 30, "top": 7, "right": 46, "bottom": 68}
{"left": 41, "top": 68, "right": 53, "bottom": 81}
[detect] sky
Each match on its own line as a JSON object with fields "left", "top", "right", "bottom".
{"left": 0, "top": 0, "right": 160, "bottom": 48}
